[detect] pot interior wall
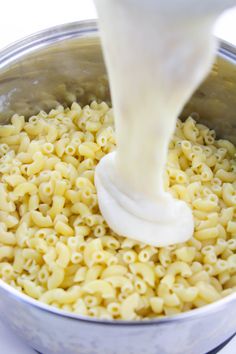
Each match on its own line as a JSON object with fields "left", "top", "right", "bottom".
{"left": 0, "top": 35, "right": 235, "bottom": 143}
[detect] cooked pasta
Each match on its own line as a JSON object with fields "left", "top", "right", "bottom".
{"left": 0, "top": 103, "right": 235, "bottom": 320}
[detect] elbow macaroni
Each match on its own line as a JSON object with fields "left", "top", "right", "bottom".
{"left": 0, "top": 103, "right": 235, "bottom": 320}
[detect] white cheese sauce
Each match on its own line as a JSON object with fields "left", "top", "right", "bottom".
{"left": 94, "top": 0, "right": 235, "bottom": 246}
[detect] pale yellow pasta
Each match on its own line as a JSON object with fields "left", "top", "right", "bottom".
{"left": 14, "top": 222, "right": 28, "bottom": 247}
{"left": 84, "top": 294, "right": 101, "bottom": 308}
{"left": 4, "top": 174, "right": 26, "bottom": 187}
{"left": 134, "top": 277, "right": 148, "bottom": 294}
{"left": 163, "top": 293, "right": 181, "bottom": 307}
{"left": 0, "top": 103, "right": 235, "bottom": 320}
{"left": 26, "top": 151, "right": 44, "bottom": 176}
{"left": 122, "top": 250, "right": 137, "bottom": 264}
{"left": 121, "top": 293, "right": 140, "bottom": 320}
{"left": 0, "top": 125, "right": 17, "bottom": 137}
{"left": 0, "top": 184, "right": 15, "bottom": 212}
{"left": 173, "top": 285, "right": 198, "bottom": 302}
{"left": 56, "top": 242, "right": 70, "bottom": 268}
{"left": 200, "top": 164, "right": 214, "bottom": 182}
{"left": 84, "top": 214, "right": 99, "bottom": 227}
{"left": 193, "top": 198, "right": 218, "bottom": 212}
{"left": 73, "top": 266, "right": 87, "bottom": 283}
{"left": 217, "top": 224, "right": 227, "bottom": 240}
{"left": 167, "top": 262, "right": 192, "bottom": 277}
{"left": 196, "top": 213, "right": 218, "bottom": 230}
{"left": 203, "top": 252, "right": 217, "bottom": 265}
{"left": 78, "top": 142, "right": 98, "bottom": 159}
{"left": 158, "top": 248, "right": 172, "bottom": 267}
{"left": 150, "top": 297, "right": 164, "bottom": 314}
{"left": 170, "top": 185, "right": 190, "bottom": 202}
{"left": 47, "top": 265, "right": 65, "bottom": 290}
{"left": 107, "top": 302, "right": 121, "bottom": 316}
{"left": 191, "top": 261, "right": 203, "bottom": 273}
{"left": 0, "top": 225, "right": 16, "bottom": 246}
{"left": 220, "top": 207, "right": 234, "bottom": 226}
{"left": 196, "top": 281, "right": 221, "bottom": 303}
{"left": 71, "top": 202, "right": 91, "bottom": 217}
{"left": 183, "top": 117, "right": 198, "bottom": 142}
{"left": 21, "top": 279, "right": 43, "bottom": 299}
{"left": 30, "top": 211, "right": 53, "bottom": 227}
{"left": 138, "top": 246, "right": 156, "bottom": 262}
{"left": 75, "top": 226, "right": 90, "bottom": 237}
{"left": 194, "top": 226, "right": 219, "bottom": 241}
{"left": 129, "top": 263, "right": 155, "bottom": 286}
{"left": 71, "top": 251, "right": 83, "bottom": 264}
{"left": 227, "top": 255, "right": 236, "bottom": 269}
{"left": 52, "top": 181, "right": 66, "bottom": 197}
{"left": 121, "top": 280, "right": 134, "bottom": 295}
{"left": 83, "top": 280, "right": 115, "bottom": 299}
{"left": 43, "top": 247, "right": 56, "bottom": 265}
{"left": 222, "top": 183, "right": 236, "bottom": 207}
{"left": 227, "top": 221, "right": 236, "bottom": 234}
{"left": 100, "top": 235, "right": 119, "bottom": 249}
{"left": 73, "top": 299, "right": 88, "bottom": 315}
{"left": 54, "top": 221, "right": 74, "bottom": 237}
{"left": 101, "top": 265, "right": 127, "bottom": 279}
{"left": 84, "top": 265, "right": 103, "bottom": 283}
{"left": 0, "top": 212, "right": 18, "bottom": 228}
{"left": 14, "top": 183, "right": 37, "bottom": 198}
{"left": 83, "top": 239, "right": 103, "bottom": 267}
{"left": 92, "top": 250, "right": 112, "bottom": 265}
{"left": 217, "top": 139, "right": 236, "bottom": 157}
{"left": 55, "top": 162, "right": 71, "bottom": 179}
{"left": 216, "top": 169, "right": 236, "bottom": 183}
{"left": 28, "top": 194, "right": 39, "bottom": 211}
{"left": 175, "top": 246, "right": 195, "bottom": 263}
{"left": 0, "top": 246, "right": 14, "bottom": 261}
{"left": 189, "top": 270, "right": 210, "bottom": 285}
{"left": 155, "top": 264, "right": 166, "bottom": 278}
{"left": 18, "top": 132, "right": 30, "bottom": 152}
{"left": 227, "top": 239, "right": 236, "bottom": 251}
{"left": 186, "top": 181, "right": 201, "bottom": 201}
{"left": 40, "top": 286, "right": 81, "bottom": 304}
{"left": 106, "top": 275, "right": 132, "bottom": 289}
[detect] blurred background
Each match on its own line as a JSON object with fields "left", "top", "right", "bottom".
{"left": 0, "top": 0, "right": 235, "bottom": 48}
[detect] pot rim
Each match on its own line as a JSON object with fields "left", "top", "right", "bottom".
{"left": 1, "top": 276, "right": 236, "bottom": 326}
{"left": 0, "top": 19, "right": 235, "bottom": 67}
{"left": 0, "top": 20, "right": 98, "bottom": 69}
{"left": 0, "top": 19, "right": 235, "bottom": 326}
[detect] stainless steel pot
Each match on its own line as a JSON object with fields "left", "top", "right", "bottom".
{"left": 0, "top": 20, "right": 235, "bottom": 354}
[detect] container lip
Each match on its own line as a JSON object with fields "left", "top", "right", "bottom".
{"left": 219, "top": 39, "right": 236, "bottom": 62}
{"left": 0, "top": 19, "right": 235, "bottom": 68}
{"left": 1, "top": 278, "right": 236, "bottom": 326}
{"left": 0, "top": 20, "right": 99, "bottom": 69}
{"left": 0, "top": 19, "right": 235, "bottom": 326}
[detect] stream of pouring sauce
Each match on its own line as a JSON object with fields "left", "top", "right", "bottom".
{"left": 94, "top": 0, "right": 235, "bottom": 247}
